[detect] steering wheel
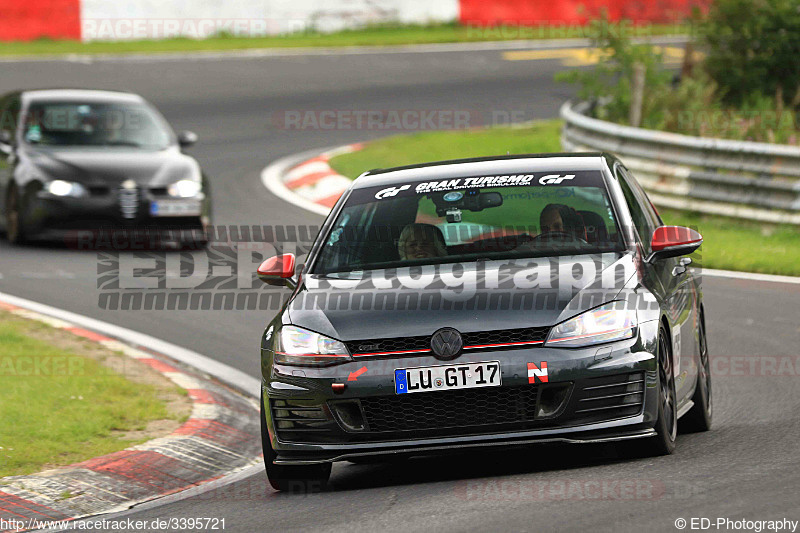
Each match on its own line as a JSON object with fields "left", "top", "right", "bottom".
{"left": 530, "top": 231, "right": 589, "bottom": 245}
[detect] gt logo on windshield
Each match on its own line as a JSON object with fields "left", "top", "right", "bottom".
{"left": 539, "top": 174, "right": 575, "bottom": 185}
{"left": 375, "top": 185, "right": 410, "bottom": 199}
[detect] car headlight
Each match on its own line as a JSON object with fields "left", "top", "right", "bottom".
{"left": 167, "top": 179, "right": 201, "bottom": 198}
{"left": 46, "top": 180, "right": 87, "bottom": 198}
{"left": 546, "top": 301, "right": 636, "bottom": 347}
{"left": 274, "top": 325, "right": 351, "bottom": 366}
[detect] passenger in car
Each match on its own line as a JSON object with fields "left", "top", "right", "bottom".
{"left": 539, "top": 204, "right": 585, "bottom": 238}
{"left": 397, "top": 223, "right": 448, "bottom": 260}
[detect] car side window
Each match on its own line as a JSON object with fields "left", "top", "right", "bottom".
{"left": 0, "top": 96, "right": 10, "bottom": 136}
{"left": 615, "top": 165, "right": 655, "bottom": 249}
{"left": 0, "top": 96, "right": 20, "bottom": 143}
{"left": 619, "top": 165, "right": 662, "bottom": 227}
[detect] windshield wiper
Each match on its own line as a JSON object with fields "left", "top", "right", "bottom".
{"left": 101, "top": 140, "right": 143, "bottom": 147}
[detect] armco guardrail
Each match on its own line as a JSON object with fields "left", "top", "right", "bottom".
{"left": 560, "top": 100, "right": 800, "bottom": 224}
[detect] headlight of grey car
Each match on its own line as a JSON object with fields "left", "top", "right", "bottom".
{"left": 167, "top": 179, "right": 201, "bottom": 198}
{"left": 546, "top": 301, "right": 637, "bottom": 347}
{"left": 45, "top": 180, "right": 88, "bottom": 198}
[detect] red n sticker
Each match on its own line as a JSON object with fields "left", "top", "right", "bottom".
{"left": 527, "top": 362, "right": 548, "bottom": 383}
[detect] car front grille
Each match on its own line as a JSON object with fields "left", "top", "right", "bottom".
{"left": 272, "top": 372, "right": 646, "bottom": 445}
{"left": 88, "top": 186, "right": 110, "bottom": 196}
{"left": 119, "top": 187, "right": 139, "bottom": 219}
{"left": 353, "top": 372, "right": 644, "bottom": 436}
{"left": 571, "top": 371, "right": 645, "bottom": 424}
{"left": 359, "top": 385, "right": 540, "bottom": 433}
{"left": 346, "top": 326, "right": 550, "bottom": 356}
{"left": 271, "top": 399, "right": 334, "bottom": 442}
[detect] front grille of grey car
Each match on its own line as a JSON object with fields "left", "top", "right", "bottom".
{"left": 346, "top": 326, "right": 551, "bottom": 356}
{"left": 271, "top": 399, "right": 333, "bottom": 442}
{"left": 119, "top": 187, "right": 139, "bottom": 219}
{"left": 359, "top": 385, "right": 541, "bottom": 433}
{"left": 571, "top": 371, "right": 645, "bottom": 424}
{"left": 272, "top": 372, "right": 646, "bottom": 444}
{"left": 357, "top": 372, "right": 644, "bottom": 436}
{"left": 88, "top": 186, "right": 110, "bottom": 196}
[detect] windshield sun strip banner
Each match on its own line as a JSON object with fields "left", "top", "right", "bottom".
{"left": 350, "top": 170, "right": 606, "bottom": 205}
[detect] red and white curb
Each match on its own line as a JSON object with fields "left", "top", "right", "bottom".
{"left": 0, "top": 297, "right": 262, "bottom": 532}
{"left": 262, "top": 144, "right": 361, "bottom": 217}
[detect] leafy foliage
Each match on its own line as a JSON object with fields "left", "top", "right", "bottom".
{"left": 703, "top": 0, "right": 800, "bottom": 107}
{"left": 555, "top": 17, "right": 672, "bottom": 125}
{"left": 556, "top": 10, "right": 799, "bottom": 144}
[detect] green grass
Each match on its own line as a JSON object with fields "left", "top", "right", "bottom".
{"left": 329, "top": 121, "right": 564, "bottom": 178}
{"left": 0, "top": 313, "right": 181, "bottom": 477}
{"left": 329, "top": 121, "right": 800, "bottom": 276}
{"left": 0, "top": 22, "right": 689, "bottom": 57}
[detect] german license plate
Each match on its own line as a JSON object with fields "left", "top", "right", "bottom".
{"left": 395, "top": 361, "right": 501, "bottom": 394}
{"left": 150, "top": 199, "right": 201, "bottom": 217}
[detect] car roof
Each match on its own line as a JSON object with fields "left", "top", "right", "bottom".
{"left": 20, "top": 89, "right": 146, "bottom": 105}
{"left": 351, "top": 153, "right": 614, "bottom": 189}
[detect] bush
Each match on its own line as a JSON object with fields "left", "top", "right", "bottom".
{"left": 555, "top": 17, "right": 672, "bottom": 126}
{"left": 648, "top": 73, "right": 797, "bottom": 143}
{"left": 555, "top": 10, "right": 799, "bottom": 144}
{"left": 703, "top": 0, "right": 800, "bottom": 106}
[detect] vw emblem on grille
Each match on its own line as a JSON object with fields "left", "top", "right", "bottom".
{"left": 358, "top": 344, "right": 380, "bottom": 352}
{"left": 430, "top": 328, "right": 463, "bottom": 360}
{"left": 121, "top": 179, "right": 137, "bottom": 190}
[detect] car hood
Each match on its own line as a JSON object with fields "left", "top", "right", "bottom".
{"left": 287, "top": 252, "right": 638, "bottom": 341}
{"left": 24, "top": 145, "right": 200, "bottom": 187}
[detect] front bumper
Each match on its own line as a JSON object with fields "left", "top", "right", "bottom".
{"left": 263, "top": 321, "right": 661, "bottom": 465}
{"left": 27, "top": 190, "right": 207, "bottom": 236}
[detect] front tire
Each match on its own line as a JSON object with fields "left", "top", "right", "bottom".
{"left": 680, "top": 314, "right": 712, "bottom": 432}
{"left": 623, "top": 324, "right": 677, "bottom": 457}
{"left": 260, "top": 393, "right": 331, "bottom": 492}
{"left": 5, "top": 186, "right": 28, "bottom": 245}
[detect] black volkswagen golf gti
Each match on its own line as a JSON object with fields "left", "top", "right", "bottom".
{"left": 257, "top": 153, "right": 712, "bottom": 491}
{"left": 0, "top": 89, "right": 210, "bottom": 245}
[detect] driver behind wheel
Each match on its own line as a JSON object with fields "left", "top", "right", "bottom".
{"left": 398, "top": 223, "right": 448, "bottom": 260}
{"left": 539, "top": 204, "right": 585, "bottom": 239}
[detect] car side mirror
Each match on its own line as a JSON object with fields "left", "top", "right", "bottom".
{"left": 257, "top": 253, "right": 297, "bottom": 288}
{"left": 646, "top": 226, "right": 702, "bottom": 263}
{"left": 178, "top": 131, "right": 198, "bottom": 148}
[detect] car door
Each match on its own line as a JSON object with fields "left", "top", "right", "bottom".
{"left": 615, "top": 163, "right": 697, "bottom": 404}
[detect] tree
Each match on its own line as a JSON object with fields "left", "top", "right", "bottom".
{"left": 703, "top": 0, "right": 800, "bottom": 106}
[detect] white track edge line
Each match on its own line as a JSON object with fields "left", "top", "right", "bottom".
{"left": 261, "top": 148, "right": 340, "bottom": 217}
{"left": 0, "top": 36, "right": 689, "bottom": 64}
{"left": 698, "top": 268, "right": 800, "bottom": 285}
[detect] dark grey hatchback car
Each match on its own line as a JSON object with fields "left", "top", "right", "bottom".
{"left": 257, "top": 153, "right": 712, "bottom": 491}
{"left": 0, "top": 89, "right": 210, "bottom": 246}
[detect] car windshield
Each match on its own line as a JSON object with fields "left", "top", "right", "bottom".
{"left": 22, "top": 101, "right": 172, "bottom": 149}
{"left": 313, "top": 170, "right": 625, "bottom": 275}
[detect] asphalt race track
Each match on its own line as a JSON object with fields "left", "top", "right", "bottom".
{"left": 1, "top": 45, "right": 799, "bottom": 533}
